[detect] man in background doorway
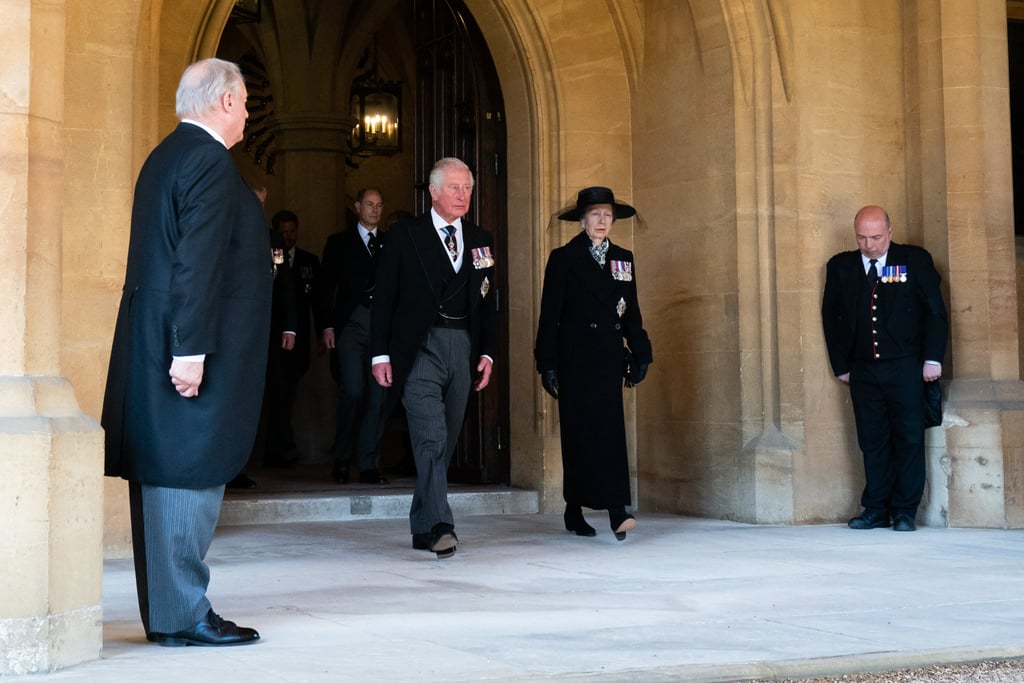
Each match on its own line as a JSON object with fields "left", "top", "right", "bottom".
{"left": 317, "top": 188, "right": 390, "bottom": 484}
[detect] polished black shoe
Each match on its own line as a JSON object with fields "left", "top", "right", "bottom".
{"left": 609, "top": 508, "right": 637, "bottom": 541}
{"left": 225, "top": 472, "right": 257, "bottom": 490}
{"left": 149, "top": 610, "right": 260, "bottom": 647}
{"left": 429, "top": 523, "right": 458, "bottom": 558}
{"left": 563, "top": 506, "right": 596, "bottom": 537}
{"left": 331, "top": 459, "right": 349, "bottom": 484}
{"left": 848, "top": 510, "right": 891, "bottom": 529}
{"left": 265, "top": 452, "right": 298, "bottom": 469}
{"left": 892, "top": 513, "right": 917, "bottom": 532}
{"left": 412, "top": 533, "right": 432, "bottom": 551}
{"left": 359, "top": 469, "right": 388, "bottom": 485}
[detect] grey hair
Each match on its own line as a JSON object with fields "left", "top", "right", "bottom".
{"left": 429, "top": 157, "right": 474, "bottom": 190}
{"left": 175, "top": 58, "right": 244, "bottom": 120}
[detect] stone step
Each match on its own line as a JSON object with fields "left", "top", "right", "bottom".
{"left": 220, "top": 485, "right": 539, "bottom": 526}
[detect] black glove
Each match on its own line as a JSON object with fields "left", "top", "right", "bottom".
{"left": 624, "top": 361, "right": 649, "bottom": 388}
{"left": 541, "top": 370, "right": 559, "bottom": 400}
{"left": 634, "top": 362, "right": 648, "bottom": 384}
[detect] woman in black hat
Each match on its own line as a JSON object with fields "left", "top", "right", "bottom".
{"left": 535, "top": 186, "right": 653, "bottom": 540}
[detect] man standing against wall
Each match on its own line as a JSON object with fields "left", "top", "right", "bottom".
{"left": 822, "top": 205, "right": 948, "bottom": 533}
{"left": 371, "top": 158, "right": 497, "bottom": 558}
{"left": 102, "top": 58, "right": 270, "bottom": 646}
{"left": 318, "top": 188, "right": 390, "bottom": 484}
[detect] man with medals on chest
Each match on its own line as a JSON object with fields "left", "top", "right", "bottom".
{"left": 822, "top": 205, "right": 948, "bottom": 533}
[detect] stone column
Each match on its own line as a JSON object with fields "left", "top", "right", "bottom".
{"left": 909, "top": 0, "right": 1024, "bottom": 528}
{"left": 0, "top": 0, "right": 105, "bottom": 673}
{"left": 268, "top": 112, "right": 353, "bottom": 463}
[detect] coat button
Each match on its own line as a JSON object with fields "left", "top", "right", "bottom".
{"left": 590, "top": 323, "right": 597, "bottom": 329}
{"left": 614, "top": 323, "right": 621, "bottom": 330}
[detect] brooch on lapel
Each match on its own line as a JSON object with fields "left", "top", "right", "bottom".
{"left": 472, "top": 246, "right": 495, "bottom": 269}
{"left": 611, "top": 260, "right": 633, "bottom": 281}
{"left": 481, "top": 276, "right": 490, "bottom": 298}
{"left": 616, "top": 297, "right": 626, "bottom": 318}
{"left": 881, "top": 265, "right": 907, "bottom": 283}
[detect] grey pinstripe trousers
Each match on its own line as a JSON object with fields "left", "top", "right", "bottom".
{"left": 402, "top": 326, "right": 472, "bottom": 535}
{"left": 129, "top": 482, "right": 223, "bottom": 634}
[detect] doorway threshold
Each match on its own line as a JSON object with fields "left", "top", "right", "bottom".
{"left": 219, "top": 463, "right": 537, "bottom": 526}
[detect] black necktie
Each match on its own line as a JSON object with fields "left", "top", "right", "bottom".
{"left": 868, "top": 259, "right": 878, "bottom": 282}
{"left": 367, "top": 232, "right": 378, "bottom": 258}
{"left": 443, "top": 225, "right": 458, "bottom": 261}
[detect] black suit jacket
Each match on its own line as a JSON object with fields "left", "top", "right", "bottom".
{"left": 822, "top": 241, "right": 948, "bottom": 377}
{"left": 316, "top": 227, "right": 386, "bottom": 333}
{"left": 102, "top": 122, "right": 273, "bottom": 488}
{"left": 285, "top": 247, "right": 319, "bottom": 373}
{"left": 370, "top": 212, "right": 497, "bottom": 412}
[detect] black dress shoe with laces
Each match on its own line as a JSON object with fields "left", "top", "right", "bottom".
{"left": 331, "top": 459, "right": 349, "bottom": 484}
{"left": 892, "top": 513, "right": 917, "bottom": 532}
{"left": 226, "top": 472, "right": 257, "bottom": 490}
{"left": 563, "top": 505, "right": 596, "bottom": 537}
{"left": 848, "top": 510, "right": 891, "bottom": 529}
{"left": 359, "top": 469, "right": 388, "bottom": 484}
{"left": 149, "top": 609, "right": 260, "bottom": 647}
{"left": 429, "top": 523, "right": 458, "bottom": 558}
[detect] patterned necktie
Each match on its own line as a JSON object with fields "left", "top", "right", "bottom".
{"left": 868, "top": 258, "right": 878, "bottom": 282}
{"left": 443, "top": 225, "right": 458, "bottom": 261}
{"left": 367, "top": 231, "right": 378, "bottom": 258}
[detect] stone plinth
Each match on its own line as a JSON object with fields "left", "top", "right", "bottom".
{"left": 0, "top": 377, "right": 104, "bottom": 674}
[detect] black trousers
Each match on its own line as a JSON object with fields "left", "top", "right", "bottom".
{"left": 848, "top": 355, "right": 926, "bottom": 517}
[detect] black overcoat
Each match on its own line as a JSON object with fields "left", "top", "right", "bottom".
{"left": 370, "top": 212, "right": 497, "bottom": 416}
{"left": 821, "top": 242, "right": 948, "bottom": 376}
{"left": 102, "top": 123, "right": 273, "bottom": 489}
{"left": 535, "top": 231, "right": 652, "bottom": 509}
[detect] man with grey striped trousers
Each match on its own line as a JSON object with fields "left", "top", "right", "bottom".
{"left": 102, "top": 59, "right": 270, "bottom": 646}
{"left": 371, "top": 157, "right": 498, "bottom": 558}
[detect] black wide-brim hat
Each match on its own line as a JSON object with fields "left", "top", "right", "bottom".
{"left": 557, "top": 186, "right": 637, "bottom": 221}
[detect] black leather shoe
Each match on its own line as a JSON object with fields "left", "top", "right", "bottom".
{"left": 892, "top": 514, "right": 917, "bottom": 532}
{"left": 609, "top": 508, "right": 637, "bottom": 541}
{"left": 429, "top": 523, "right": 458, "bottom": 558}
{"left": 412, "top": 533, "right": 432, "bottom": 550}
{"left": 848, "top": 510, "right": 891, "bottom": 529}
{"left": 331, "top": 459, "right": 349, "bottom": 484}
{"left": 149, "top": 610, "right": 260, "bottom": 647}
{"left": 564, "top": 506, "right": 596, "bottom": 537}
{"left": 226, "top": 472, "right": 256, "bottom": 490}
{"left": 359, "top": 469, "right": 388, "bottom": 484}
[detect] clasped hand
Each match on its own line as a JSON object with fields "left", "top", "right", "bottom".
{"left": 169, "top": 358, "right": 204, "bottom": 398}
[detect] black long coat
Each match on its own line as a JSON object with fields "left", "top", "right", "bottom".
{"left": 102, "top": 123, "right": 273, "bottom": 489}
{"left": 535, "top": 231, "right": 652, "bottom": 509}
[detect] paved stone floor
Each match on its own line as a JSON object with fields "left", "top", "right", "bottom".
{"left": 11, "top": 514, "right": 1024, "bottom": 682}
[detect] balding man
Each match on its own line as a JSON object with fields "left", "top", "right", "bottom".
{"left": 822, "top": 206, "right": 948, "bottom": 533}
{"left": 102, "top": 58, "right": 270, "bottom": 646}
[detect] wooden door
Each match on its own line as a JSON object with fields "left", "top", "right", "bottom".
{"left": 413, "top": 0, "right": 509, "bottom": 483}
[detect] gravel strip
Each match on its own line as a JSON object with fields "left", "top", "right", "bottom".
{"left": 750, "top": 658, "right": 1024, "bottom": 682}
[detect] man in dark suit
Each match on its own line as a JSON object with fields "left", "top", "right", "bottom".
{"left": 371, "top": 157, "right": 497, "bottom": 558}
{"left": 102, "top": 58, "right": 269, "bottom": 646}
{"left": 264, "top": 209, "right": 319, "bottom": 466}
{"left": 822, "top": 205, "right": 948, "bottom": 532}
{"left": 317, "top": 188, "right": 390, "bottom": 484}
